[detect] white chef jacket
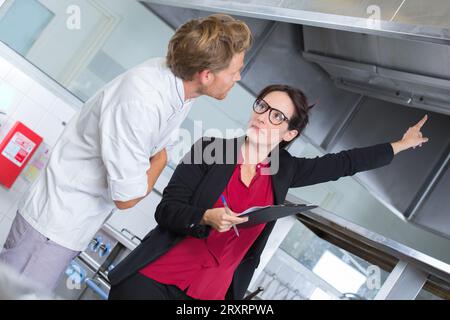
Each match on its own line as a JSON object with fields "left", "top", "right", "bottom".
{"left": 18, "top": 58, "right": 195, "bottom": 251}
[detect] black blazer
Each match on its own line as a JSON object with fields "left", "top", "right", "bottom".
{"left": 108, "top": 136, "right": 394, "bottom": 299}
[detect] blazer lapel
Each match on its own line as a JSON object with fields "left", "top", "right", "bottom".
{"left": 193, "top": 136, "right": 246, "bottom": 209}
{"left": 268, "top": 145, "right": 289, "bottom": 205}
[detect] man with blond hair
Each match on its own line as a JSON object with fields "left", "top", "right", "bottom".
{"left": 0, "top": 14, "right": 252, "bottom": 291}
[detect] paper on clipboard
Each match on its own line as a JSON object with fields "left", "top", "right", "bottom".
{"left": 237, "top": 205, "right": 272, "bottom": 216}
{"left": 236, "top": 203, "right": 318, "bottom": 227}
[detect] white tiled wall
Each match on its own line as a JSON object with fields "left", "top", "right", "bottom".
{"left": 0, "top": 53, "right": 78, "bottom": 248}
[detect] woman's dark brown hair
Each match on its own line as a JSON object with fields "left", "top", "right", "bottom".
{"left": 256, "top": 84, "right": 315, "bottom": 149}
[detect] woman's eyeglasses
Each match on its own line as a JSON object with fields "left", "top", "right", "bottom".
{"left": 253, "top": 98, "right": 290, "bottom": 126}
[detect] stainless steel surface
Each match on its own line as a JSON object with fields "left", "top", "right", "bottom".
{"left": 287, "top": 198, "right": 450, "bottom": 283}
{"left": 54, "top": 257, "right": 98, "bottom": 300}
{"left": 83, "top": 229, "right": 118, "bottom": 266}
{"left": 374, "top": 260, "right": 428, "bottom": 300}
{"left": 103, "top": 224, "right": 139, "bottom": 251}
{"left": 143, "top": 1, "right": 273, "bottom": 41}
{"left": 302, "top": 24, "right": 450, "bottom": 233}
{"left": 84, "top": 277, "right": 109, "bottom": 300}
{"left": 410, "top": 157, "right": 450, "bottom": 238}
{"left": 141, "top": 0, "right": 450, "bottom": 45}
{"left": 329, "top": 97, "right": 450, "bottom": 220}
{"left": 408, "top": 148, "right": 449, "bottom": 219}
{"left": 54, "top": 229, "right": 126, "bottom": 300}
{"left": 302, "top": 27, "right": 450, "bottom": 115}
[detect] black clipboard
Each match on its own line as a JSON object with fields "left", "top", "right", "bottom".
{"left": 237, "top": 203, "right": 318, "bottom": 227}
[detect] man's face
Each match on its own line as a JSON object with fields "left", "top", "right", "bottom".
{"left": 201, "top": 51, "right": 245, "bottom": 100}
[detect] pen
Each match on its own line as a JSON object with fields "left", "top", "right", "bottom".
{"left": 220, "top": 195, "right": 239, "bottom": 237}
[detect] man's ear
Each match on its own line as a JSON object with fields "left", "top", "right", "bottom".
{"left": 197, "top": 69, "right": 214, "bottom": 85}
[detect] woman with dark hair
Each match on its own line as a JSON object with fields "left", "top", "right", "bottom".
{"left": 108, "top": 84, "right": 429, "bottom": 300}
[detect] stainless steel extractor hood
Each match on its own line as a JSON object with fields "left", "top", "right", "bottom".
{"left": 142, "top": 0, "right": 450, "bottom": 45}
{"left": 302, "top": 26, "right": 450, "bottom": 116}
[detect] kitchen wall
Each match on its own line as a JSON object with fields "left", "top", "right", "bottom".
{"left": 0, "top": 42, "right": 79, "bottom": 247}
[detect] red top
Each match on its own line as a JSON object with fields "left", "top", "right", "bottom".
{"left": 139, "top": 160, "right": 274, "bottom": 300}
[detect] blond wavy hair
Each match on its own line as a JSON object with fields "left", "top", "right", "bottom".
{"left": 167, "top": 14, "right": 252, "bottom": 80}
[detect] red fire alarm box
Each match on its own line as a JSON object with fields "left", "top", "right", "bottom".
{"left": 0, "top": 121, "right": 43, "bottom": 188}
